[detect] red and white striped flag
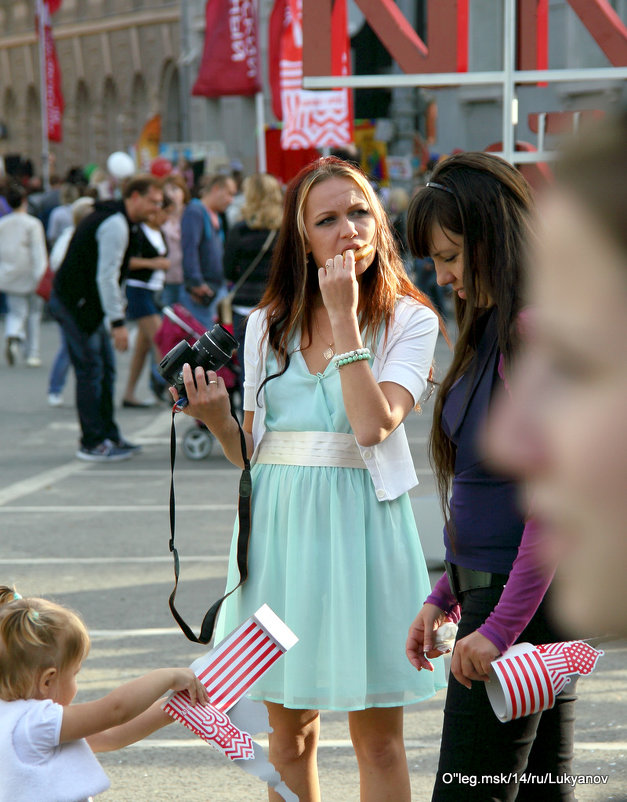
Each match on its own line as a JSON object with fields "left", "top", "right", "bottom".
{"left": 269, "top": 0, "right": 352, "bottom": 150}
{"left": 491, "top": 648, "right": 555, "bottom": 720}
{"left": 163, "top": 605, "right": 298, "bottom": 758}
{"left": 487, "top": 640, "right": 604, "bottom": 722}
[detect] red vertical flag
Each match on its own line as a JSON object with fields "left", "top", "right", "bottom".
{"left": 192, "top": 0, "right": 261, "bottom": 97}
{"left": 37, "top": 0, "right": 64, "bottom": 142}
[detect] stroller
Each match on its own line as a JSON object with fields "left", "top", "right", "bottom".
{"left": 153, "top": 303, "right": 240, "bottom": 460}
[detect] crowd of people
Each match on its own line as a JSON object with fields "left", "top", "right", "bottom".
{"left": 0, "top": 155, "right": 449, "bottom": 462}
{"left": 0, "top": 108, "right": 625, "bottom": 801}
{"left": 0, "top": 160, "right": 283, "bottom": 461}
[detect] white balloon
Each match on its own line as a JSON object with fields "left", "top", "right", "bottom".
{"left": 106, "top": 151, "right": 135, "bottom": 180}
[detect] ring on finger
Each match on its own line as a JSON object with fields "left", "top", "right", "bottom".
{"left": 208, "top": 380, "right": 218, "bottom": 385}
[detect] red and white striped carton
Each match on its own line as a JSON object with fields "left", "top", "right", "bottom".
{"left": 163, "top": 604, "right": 298, "bottom": 759}
{"left": 486, "top": 640, "right": 603, "bottom": 723}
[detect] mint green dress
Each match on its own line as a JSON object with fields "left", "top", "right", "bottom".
{"left": 214, "top": 344, "right": 447, "bottom": 711}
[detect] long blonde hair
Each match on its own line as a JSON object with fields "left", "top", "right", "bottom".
{"left": 240, "top": 173, "right": 284, "bottom": 230}
{"left": 0, "top": 586, "right": 90, "bottom": 701}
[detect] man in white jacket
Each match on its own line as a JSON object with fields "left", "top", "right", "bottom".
{"left": 0, "top": 184, "right": 47, "bottom": 366}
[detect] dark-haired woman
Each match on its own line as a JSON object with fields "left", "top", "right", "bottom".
{"left": 405, "top": 153, "right": 577, "bottom": 801}
{"left": 171, "top": 157, "right": 446, "bottom": 801}
{"left": 121, "top": 198, "right": 171, "bottom": 407}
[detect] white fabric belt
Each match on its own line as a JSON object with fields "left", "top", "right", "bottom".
{"left": 255, "top": 431, "right": 367, "bottom": 469}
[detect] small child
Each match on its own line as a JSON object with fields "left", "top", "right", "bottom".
{"left": 0, "top": 586, "right": 208, "bottom": 802}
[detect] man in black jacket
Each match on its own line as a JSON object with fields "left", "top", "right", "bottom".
{"left": 49, "top": 175, "right": 163, "bottom": 462}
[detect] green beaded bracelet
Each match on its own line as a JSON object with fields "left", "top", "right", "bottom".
{"left": 333, "top": 347, "right": 371, "bottom": 369}
{"left": 336, "top": 352, "right": 370, "bottom": 369}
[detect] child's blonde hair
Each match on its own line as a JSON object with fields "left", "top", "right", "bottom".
{"left": 0, "top": 586, "right": 90, "bottom": 701}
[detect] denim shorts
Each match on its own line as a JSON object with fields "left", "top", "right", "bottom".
{"left": 125, "top": 285, "right": 159, "bottom": 320}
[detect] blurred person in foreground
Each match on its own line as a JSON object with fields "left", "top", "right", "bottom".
{"left": 486, "top": 110, "right": 627, "bottom": 639}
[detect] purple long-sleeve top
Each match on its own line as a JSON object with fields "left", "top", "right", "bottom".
{"left": 425, "top": 310, "right": 553, "bottom": 654}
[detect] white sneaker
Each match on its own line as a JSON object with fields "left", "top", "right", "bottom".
{"left": 5, "top": 338, "right": 20, "bottom": 366}
{"left": 26, "top": 356, "right": 42, "bottom": 367}
{"left": 48, "top": 393, "right": 63, "bottom": 407}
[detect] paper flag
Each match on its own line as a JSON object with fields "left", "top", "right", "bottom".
{"left": 487, "top": 640, "right": 603, "bottom": 722}
{"left": 163, "top": 605, "right": 299, "bottom": 800}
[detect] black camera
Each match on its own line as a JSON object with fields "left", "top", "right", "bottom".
{"left": 158, "top": 323, "right": 237, "bottom": 400}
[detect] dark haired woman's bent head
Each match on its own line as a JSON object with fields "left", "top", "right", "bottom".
{"left": 407, "top": 152, "right": 535, "bottom": 523}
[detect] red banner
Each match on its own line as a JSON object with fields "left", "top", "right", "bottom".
{"left": 192, "top": 0, "right": 261, "bottom": 97}
{"left": 269, "top": 0, "right": 352, "bottom": 150}
{"left": 268, "top": 0, "right": 288, "bottom": 120}
{"left": 37, "top": 0, "right": 64, "bottom": 142}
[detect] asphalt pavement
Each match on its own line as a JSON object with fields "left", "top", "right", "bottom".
{"left": 0, "top": 317, "right": 625, "bottom": 801}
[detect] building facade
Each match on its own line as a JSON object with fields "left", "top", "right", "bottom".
{"left": 0, "top": 0, "right": 625, "bottom": 180}
{"left": 431, "top": 0, "right": 627, "bottom": 157}
{"left": 0, "top": 0, "right": 266, "bottom": 177}
{"left": 0, "top": 1, "right": 180, "bottom": 174}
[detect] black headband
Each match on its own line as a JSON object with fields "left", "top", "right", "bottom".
{"left": 426, "top": 181, "right": 455, "bottom": 195}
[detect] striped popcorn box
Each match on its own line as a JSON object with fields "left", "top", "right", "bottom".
{"left": 486, "top": 641, "right": 603, "bottom": 723}
{"left": 163, "top": 604, "right": 298, "bottom": 759}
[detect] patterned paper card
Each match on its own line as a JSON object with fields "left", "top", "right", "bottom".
{"left": 163, "top": 605, "right": 298, "bottom": 759}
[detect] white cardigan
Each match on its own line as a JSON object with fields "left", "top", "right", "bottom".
{"left": 243, "top": 296, "right": 439, "bottom": 501}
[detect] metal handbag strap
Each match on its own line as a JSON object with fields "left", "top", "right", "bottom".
{"left": 167, "top": 406, "right": 252, "bottom": 644}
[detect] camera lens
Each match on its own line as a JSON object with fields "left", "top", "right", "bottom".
{"left": 191, "top": 324, "right": 237, "bottom": 372}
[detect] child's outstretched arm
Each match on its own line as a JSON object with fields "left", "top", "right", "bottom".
{"left": 87, "top": 698, "right": 172, "bottom": 752}
{"left": 60, "top": 667, "right": 207, "bottom": 746}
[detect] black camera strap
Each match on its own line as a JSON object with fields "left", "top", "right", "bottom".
{"left": 168, "top": 405, "right": 251, "bottom": 644}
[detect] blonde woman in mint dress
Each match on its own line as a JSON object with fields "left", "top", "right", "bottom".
{"left": 173, "top": 157, "right": 447, "bottom": 802}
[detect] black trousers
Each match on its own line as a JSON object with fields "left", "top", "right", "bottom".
{"left": 432, "top": 587, "right": 578, "bottom": 802}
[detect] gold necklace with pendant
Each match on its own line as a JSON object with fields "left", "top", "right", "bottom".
{"left": 314, "top": 314, "right": 335, "bottom": 360}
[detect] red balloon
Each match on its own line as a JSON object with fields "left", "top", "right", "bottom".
{"left": 150, "top": 157, "right": 173, "bottom": 177}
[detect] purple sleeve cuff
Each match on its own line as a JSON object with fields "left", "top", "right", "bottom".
{"left": 477, "top": 518, "right": 554, "bottom": 654}
{"left": 425, "top": 572, "right": 461, "bottom": 622}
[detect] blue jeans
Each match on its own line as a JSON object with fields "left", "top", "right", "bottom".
{"left": 48, "top": 325, "right": 71, "bottom": 394}
{"left": 48, "top": 292, "right": 121, "bottom": 449}
{"left": 159, "top": 283, "right": 184, "bottom": 309}
{"left": 180, "top": 285, "right": 227, "bottom": 331}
